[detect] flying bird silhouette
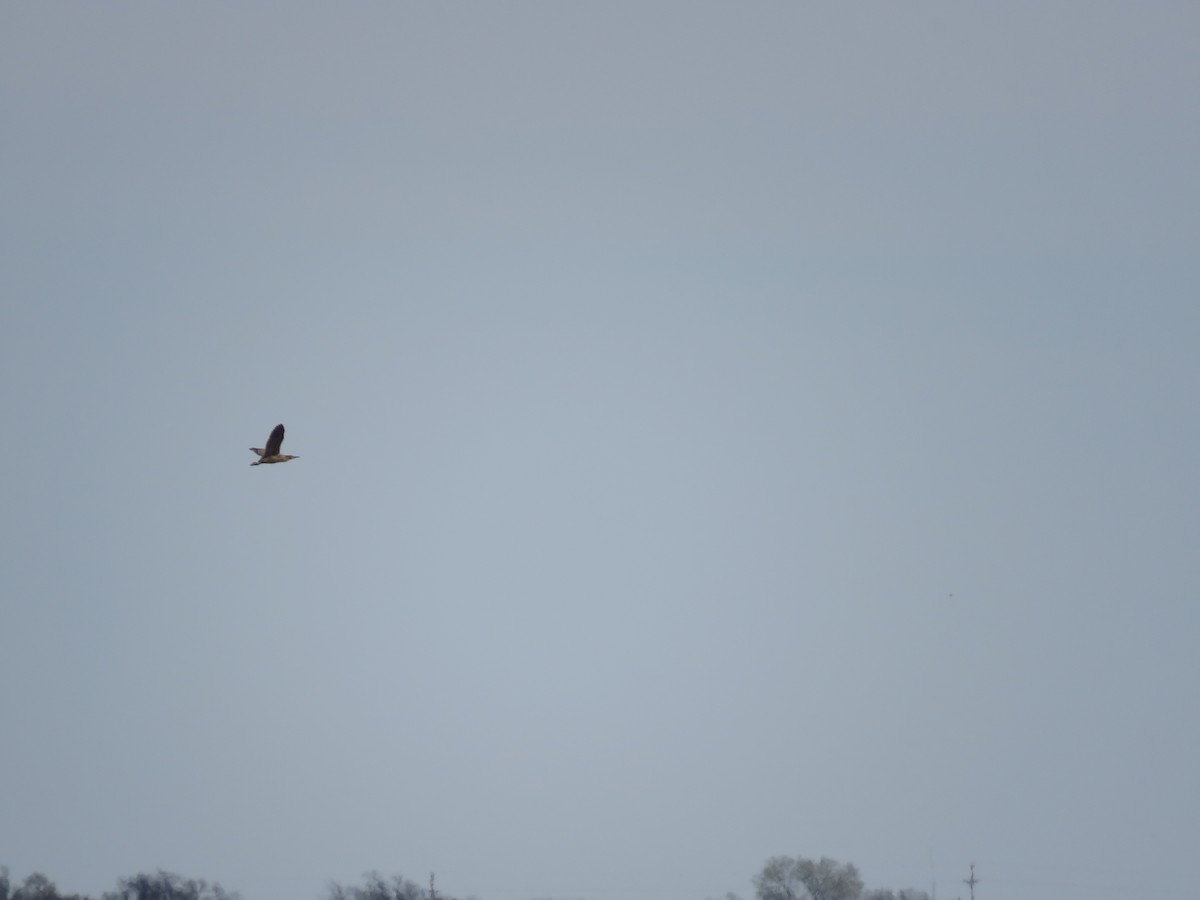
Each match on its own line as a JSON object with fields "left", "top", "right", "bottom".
{"left": 250, "top": 424, "right": 299, "bottom": 466}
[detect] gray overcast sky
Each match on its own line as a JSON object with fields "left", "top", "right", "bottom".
{"left": 1, "top": 4, "right": 1197, "bottom": 900}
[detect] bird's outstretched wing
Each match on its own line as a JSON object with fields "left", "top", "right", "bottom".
{"left": 264, "top": 424, "right": 285, "bottom": 456}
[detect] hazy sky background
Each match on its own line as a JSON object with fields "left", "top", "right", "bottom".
{"left": 2, "top": 4, "right": 1197, "bottom": 900}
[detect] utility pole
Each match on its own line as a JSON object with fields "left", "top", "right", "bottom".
{"left": 962, "top": 864, "right": 979, "bottom": 900}
{"left": 429, "top": 873, "right": 437, "bottom": 900}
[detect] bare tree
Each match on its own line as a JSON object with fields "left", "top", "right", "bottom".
{"left": 1, "top": 871, "right": 89, "bottom": 900}
{"left": 323, "top": 872, "right": 437, "bottom": 900}
{"left": 102, "top": 871, "right": 237, "bottom": 900}
{"left": 754, "top": 856, "right": 862, "bottom": 900}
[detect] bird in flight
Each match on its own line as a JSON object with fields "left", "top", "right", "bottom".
{"left": 250, "top": 423, "right": 299, "bottom": 466}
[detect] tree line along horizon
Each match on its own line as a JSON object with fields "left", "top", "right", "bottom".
{"left": 1, "top": 855, "right": 941, "bottom": 900}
